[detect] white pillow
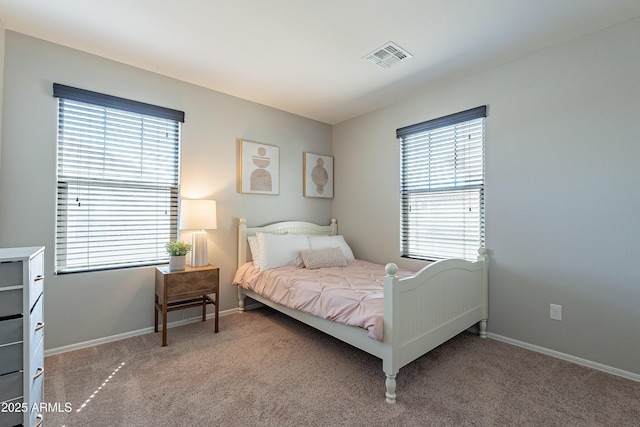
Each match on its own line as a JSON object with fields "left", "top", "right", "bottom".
{"left": 308, "top": 235, "right": 355, "bottom": 263}
{"left": 256, "top": 232, "right": 310, "bottom": 271}
{"left": 247, "top": 236, "right": 261, "bottom": 269}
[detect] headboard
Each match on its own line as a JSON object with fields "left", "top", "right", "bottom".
{"left": 237, "top": 218, "right": 338, "bottom": 267}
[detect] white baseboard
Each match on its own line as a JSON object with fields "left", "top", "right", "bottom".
{"left": 44, "top": 307, "right": 239, "bottom": 357}
{"left": 46, "top": 307, "right": 638, "bottom": 384}
{"left": 488, "top": 333, "right": 640, "bottom": 382}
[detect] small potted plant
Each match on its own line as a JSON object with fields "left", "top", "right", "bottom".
{"left": 165, "top": 241, "right": 192, "bottom": 271}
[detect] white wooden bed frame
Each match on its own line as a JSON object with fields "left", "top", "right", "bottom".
{"left": 236, "top": 218, "right": 488, "bottom": 403}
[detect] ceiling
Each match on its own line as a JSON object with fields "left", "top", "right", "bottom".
{"left": 0, "top": 1, "right": 639, "bottom": 125}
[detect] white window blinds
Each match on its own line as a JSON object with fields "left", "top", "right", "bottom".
{"left": 54, "top": 84, "right": 184, "bottom": 273}
{"left": 397, "top": 106, "right": 486, "bottom": 261}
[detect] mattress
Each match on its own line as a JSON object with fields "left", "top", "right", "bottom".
{"left": 233, "top": 260, "right": 414, "bottom": 340}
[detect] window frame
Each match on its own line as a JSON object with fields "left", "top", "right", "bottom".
{"left": 396, "top": 106, "right": 486, "bottom": 261}
{"left": 53, "top": 84, "right": 185, "bottom": 274}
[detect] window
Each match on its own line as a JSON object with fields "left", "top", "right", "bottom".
{"left": 54, "top": 84, "right": 185, "bottom": 273}
{"left": 396, "top": 106, "right": 486, "bottom": 261}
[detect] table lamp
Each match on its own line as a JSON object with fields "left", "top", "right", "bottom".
{"left": 179, "top": 199, "right": 217, "bottom": 267}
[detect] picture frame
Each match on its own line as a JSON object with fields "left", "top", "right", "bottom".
{"left": 240, "top": 140, "right": 280, "bottom": 195}
{"left": 303, "top": 152, "right": 333, "bottom": 198}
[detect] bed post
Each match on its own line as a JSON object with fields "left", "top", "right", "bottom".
{"left": 477, "top": 248, "right": 489, "bottom": 338}
{"left": 238, "top": 218, "right": 247, "bottom": 313}
{"left": 383, "top": 263, "right": 400, "bottom": 403}
{"left": 330, "top": 218, "right": 338, "bottom": 236}
{"left": 238, "top": 289, "right": 246, "bottom": 313}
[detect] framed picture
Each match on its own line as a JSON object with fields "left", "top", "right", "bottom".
{"left": 240, "top": 140, "right": 279, "bottom": 195}
{"left": 303, "top": 152, "right": 333, "bottom": 198}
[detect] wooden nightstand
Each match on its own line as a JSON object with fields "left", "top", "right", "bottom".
{"left": 154, "top": 264, "right": 219, "bottom": 346}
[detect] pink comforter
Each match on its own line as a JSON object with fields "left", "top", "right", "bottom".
{"left": 232, "top": 260, "right": 414, "bottom": 340}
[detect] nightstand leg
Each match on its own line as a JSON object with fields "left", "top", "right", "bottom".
{"left": 162, "top": 298, "right": 168, "bottom": 346}
{"left": 202, "top": 296, "right": 207, "bottom": 322}
{"left": 214, "top": 291, "right": 219, "bottom": 333}
{"left": 154, "top": 294, "right": 159, "bottom": 332}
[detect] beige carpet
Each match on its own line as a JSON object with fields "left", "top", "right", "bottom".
{"left": 44, "top": 308, "right": 639, "bottom": 426}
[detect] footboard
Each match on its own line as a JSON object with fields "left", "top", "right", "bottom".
{"left": 381, "top": 249, "right": 488, "bottom": 402}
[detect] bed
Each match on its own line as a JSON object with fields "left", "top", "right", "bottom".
{"left": 234, "top": 218, "right": 488, "bottom": 403}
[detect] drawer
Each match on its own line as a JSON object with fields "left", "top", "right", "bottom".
{"left": 0, "top": 370, "right": 22, "bottom": 403}
{"left": 29, "top": 334, "right": 44, "bottom": 388}
{"left": 166, "top": 270, "right": 219, "bottom": 295}
{"left": 28, "top": 337, "right": 45, "bottom": 427}
{"left": 0, "top": 397, "right": 24, "bottom": 427}
{"left": 30, "top": 410, "right": 44, "bottom": 427}
{"left": 0, "top": 341, "right": 23, "bottom": 376}
{"left": 29, "top": 347, "right": 44, "bottom": 427}
{"left": 29, "top": 252, "right": 44, "bottom": 311}
{"left": 0, "top": 316, "right": 23, "bottom": 346}
{"left": 0, "top": 289, "right": 23, "bottom": 318}
{"left": 29, "top": 295, "right": 44, "bottom": 348}
{"left": 0, "top": 261, "right": 22, "bottom": 288}
{"left": 30, "top": 335, "right": 44, "bottom": 383}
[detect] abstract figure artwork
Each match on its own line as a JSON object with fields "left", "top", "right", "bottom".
{"left": 240, "top": 140, "right": 279, "bottom": 195}
{"left": 303, "top": 152, "right": 333, "bottom": 198}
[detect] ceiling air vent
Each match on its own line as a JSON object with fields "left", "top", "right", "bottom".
{"left": 364, "top": 42, "right": 412, "bottom": 69}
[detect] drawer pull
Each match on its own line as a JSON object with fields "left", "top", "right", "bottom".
{"left": 35, "top": 413, "right": 43, "bottom": 427}
{"left": 35, "top": 321, "right": 45, "bottom": 332}
{"left": 33, "top": 366, "right": 45, "bottom": 380}
{"left": 35, "top": 275, "right": 44, "bottom": 282}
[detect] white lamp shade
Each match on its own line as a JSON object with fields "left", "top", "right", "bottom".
{"left": 180, "top": 200, "right": 217, "bottom": 230}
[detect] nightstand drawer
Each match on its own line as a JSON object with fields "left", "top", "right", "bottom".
{"left": 161, "top": 270, "right": 218, "bottom": 299}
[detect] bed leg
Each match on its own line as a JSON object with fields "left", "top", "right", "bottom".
{"left": 238, "top": 290, "right": 246, "bottom": 313}
{"left": 479, "top": 319, "right": 487, "bottom": 338}
{"left": 385, "top": 373, "right": 397, "bottom": 404}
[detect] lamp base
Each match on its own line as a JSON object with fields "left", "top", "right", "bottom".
{"left": 190, "top": 231, "right": 208, "bottom": 267}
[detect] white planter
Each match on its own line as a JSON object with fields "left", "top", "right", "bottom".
{"left": 169, "top": 255, "right": 186, "bottom": 271}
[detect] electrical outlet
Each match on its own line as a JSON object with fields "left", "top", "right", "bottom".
{"left": 550, "top": 304, "right": 562, "bottom": 321}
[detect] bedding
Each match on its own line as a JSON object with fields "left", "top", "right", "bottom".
{"left": 233, "top": 259, "right": 414, "bottom": 340}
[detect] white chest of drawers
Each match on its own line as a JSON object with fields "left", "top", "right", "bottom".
{"left": 0, "top": 247, "right": 45, "bottom": 427}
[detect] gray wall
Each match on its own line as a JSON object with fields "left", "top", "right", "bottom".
{"left": 0, "top": 31, "right": 332, "bottom": 350}
{"left": 1, "top": 17, "right": 638, "bottom": 378}
{"left": 0, "top": 21, "right": 4, "bottom": 166}
{"left": 333, "top": 18, "right": 640, "bottom": 375}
